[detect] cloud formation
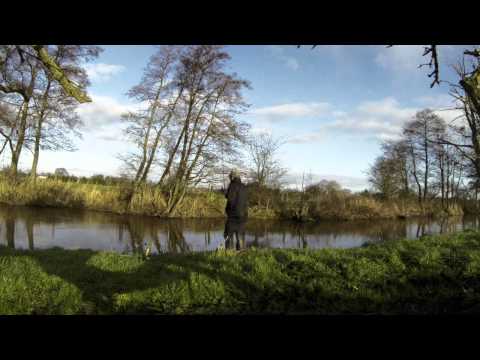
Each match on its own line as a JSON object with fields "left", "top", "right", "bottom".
{"left": 76, "top": 95, "right": 139, "bottom": 130}
{"left": 84, "top": 63, "right": 126, "bottom": 82}
{"left": 267, "top": 45, "right": 300, "bottom": 71}
{"left": 374, "top": 45, "right": 425, "bottom": 74}
{"left": 284, "top": 97, "right": 418, "bottom": 144}
{"left": 282, "top": 172, "right": 369, "bottom": 191}
{"left": 250, "top": 102, "right": 332, "bottom": 121}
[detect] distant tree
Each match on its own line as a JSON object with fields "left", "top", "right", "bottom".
{"left": 54, "top": 168, "right": 69, "bottom": 177}
{"left": 368, "top": 155, "right": 403, "bottom": 199}
{"left": 90, "top": 174, "right": 106, "bottom": 184}
{"left": 403, "top": 109, "right": 446, "bottom": 203}
{"left": 246, "top": 132, "right": 286, "bottom": 187}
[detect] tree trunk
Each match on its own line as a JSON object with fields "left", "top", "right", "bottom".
{"left": 30, "top": 80, "right": 52, "bottom": 181}
{"left": 10, "top": 102, "right": 29, "bottom": 178}
{"left": 30, "top": 118, "right": 43, "bottom": 181}
{"left": 423, "top": 123, "right": 429, "bottom": 202}
{"left": 439, "top": 154, "right": 445, "bottom": 208}
{"left": 9, "top": 67, "right": 37, "bottom": 179}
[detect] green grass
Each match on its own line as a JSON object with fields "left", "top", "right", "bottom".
{"left": 2, "top": 230, "right": 480, "bottom": 314}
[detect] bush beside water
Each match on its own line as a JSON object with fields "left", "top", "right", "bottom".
{"left": 0, "top": 175, "right": 468, "bottom": 220}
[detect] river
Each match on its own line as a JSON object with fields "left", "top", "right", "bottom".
{"left": 0, "top": 204, "right": 478, "bottom": 254}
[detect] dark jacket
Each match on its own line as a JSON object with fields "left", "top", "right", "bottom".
{"left": 225, "top": 178, "right": 248, "bottom": 219}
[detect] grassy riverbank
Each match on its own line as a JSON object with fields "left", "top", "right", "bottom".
{"left": 1, "top": 230, "right": 480, "bottom": 314}
{"left": 0, "top": 177, "right": 226, "bottom": 218}
{"left": 0, "top": 176, "right": 466, "bottom": 220}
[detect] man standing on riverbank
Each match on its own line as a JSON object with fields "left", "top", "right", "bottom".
{"left": 221, "top": 170, "right": 248, "bottom": 250}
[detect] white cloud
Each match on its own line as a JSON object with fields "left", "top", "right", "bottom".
{"left": 356, "top": 97, "right": 417, "bottom": 120}
{"left": 261, "top": 96, "right": 465, "bottom": 145}
{"left": 286, "top": 97, "right": 419, "bottom": 144}
{"left": 415, "top": 94, "right": 466, "bottom": 125}
{"left": 415, "top": 94, "right": 456, "bottom": 109}
{"left": 287, "top": 132, "right": 326, "bottom": 144}
{"left": 250, "top": 127, "right": 273, "bottom": 136}
{"left": 374, "top": 45, "right": 425, "bottom": 73}
{"left": 76, "top": 95, "right": 139, "bottom": 129}
{"left": 332, "top": 111, "right": 347, "bottom": 117}
{"left": 434, "top": 108, "right": 465, "bottom": 126}
{"left": 285, "top": 57, "right": 299, "bottom": 71}
{"left": 250, "top": 102, "right": 332, "bottom": 121}
{"left": 282, "top": 172, "right": 369, "bottom": 191}
{"left": 96, "top": 133, "right": 123, "bottom": 142}
{"left": 84, "top": 63, "right": 126, "bottom": 82}
{"left": 267, "top": 45, "right": 301, "bottom": 71}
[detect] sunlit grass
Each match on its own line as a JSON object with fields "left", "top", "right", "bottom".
{"left": 1, "top": 230, "right": 480, "bottom": 314}
{"left": 0, "top": 177, "right": 226, "bottom": 218}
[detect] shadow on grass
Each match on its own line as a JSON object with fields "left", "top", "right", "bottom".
{"left": 3, "top": 244, "right": 480, "bottom": 315}
{"left": 3, "top": 216, "right": 480, "bottom": 314}
{"left": 0, "top": 215, "right": 263, "bottom": 314}
{"left": 0, "top": 233, "right": 263, "bottom": 314}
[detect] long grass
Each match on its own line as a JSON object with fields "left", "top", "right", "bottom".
{"left": 0, "top": 176, "right": 466, "bottom": 220}
{"left": 0, "top": 177, "right": 226, "bottom": 218}
{"left": 258, "top": 191, "right": 464, "bottom": 221}
{"left": 1, "top": 230, "right": 480, "bottom": 314}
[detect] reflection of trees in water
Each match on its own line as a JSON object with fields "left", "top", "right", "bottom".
{"left": 243, "top": 219, "right": 409, "bottom": 247}
{"left": 149, "top": 226, "right": 162, "bottom": 254}
{"left": 119, "top": 218, "right": 191, "bottom": 255}
{"left": 416, "top": 222, "right": 426, "bottom": 238}
{"left": 2, "top": 208, "right": 43, "bottom": 250}
{"left": 26, "top": 218, "right": 34, "bottom": 250}
{"left": 166, "top": 221, "right": 190, "bottom": 254}
{"left": 6, "top": 215, "right": 15, "bottom": 249}
{"left": 3, "top": 203, "right": 480, "bottom": 253}
{"left": 410, "top": 217, "right": 466, "bottom": 238}
{"left": 123, "top": 218, "right": 147, "bottom": 255}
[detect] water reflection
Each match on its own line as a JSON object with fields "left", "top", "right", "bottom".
{"left": 0, "top": 204, "right": 479, "bottom": 255}
{"left": 223, "top": 218, "right": 247, "bottom": 251}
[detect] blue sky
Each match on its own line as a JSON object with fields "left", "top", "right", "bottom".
{"left": 6, "top": 45, "right": 470, "bottom": 191}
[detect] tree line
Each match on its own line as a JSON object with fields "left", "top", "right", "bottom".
{"left": 0, "top": 45, "right": 289, "bottom": 217}
{"left": 2, "top": 45, "right": 480, "bottom": 217}
{"left": 368, "top": 53, "right": 480, "bottom": 209}
{"left": 0, "top": 45, "right": 101, "bottom": 180}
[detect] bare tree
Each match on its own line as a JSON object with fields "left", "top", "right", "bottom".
{"left": 121, "top": 45, "right": 183, "bottom": 186}
{"left": 0, "top": 45, "right": 100, "bottom": 178}
{"left": 119, "top": 45, "right": 251, "bottom": 216}
{"left": 246, "top": 132, "right": 286, "bottom": 187}
{"left": 403, "top": 109, "right": 446, "bottom": 203}
{"left": 28, "top": 45, "right": 99, "bottom": 180}
{"left": 0, "top": 47, "right": 40, "bottom": 177}
{"left": 433, "top": 57, "right": 480, "bottom": 183}
{"left": 7, "top": 45, "right": 97, "bottom": 103}
{"left": 0, "top": 102, "right": 17, "bottom": 158}
{"left": 368, "top": 155, "right": 403, "bottom": 199}
{"left": 157, "top": 46, "right": 250, "bottom": 215}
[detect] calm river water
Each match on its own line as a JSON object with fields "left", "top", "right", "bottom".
{"left": 0, "top": 204, "right": 479, "bottom": 254}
